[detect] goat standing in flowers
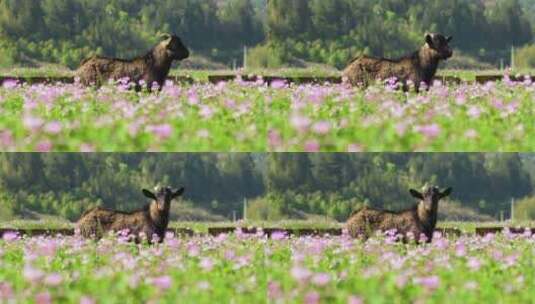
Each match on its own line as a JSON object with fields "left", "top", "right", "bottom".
{"left": 76, "top": 33, "right": 189, "bottom": 91}
{"left": 343, "top": 33, "right": 453, "bottom": 92}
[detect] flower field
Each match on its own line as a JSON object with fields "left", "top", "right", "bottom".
{"left": 0, "top": 76, "right": 533, "bottom": 152}
{"left": 0, "top": 229, "right": 534, "bottom": 303}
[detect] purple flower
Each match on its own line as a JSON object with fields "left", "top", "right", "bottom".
{"left": 414, "top": 275, "right": 440, "bottom": 290}
{"left": 291, "top": 266, "right": 312, "bottom": 283}
{"left": 80, "top": 296, "right": 96, "bottom": 304}
{"left": 304, "top": 291, "right": 320, "bottom": 304}
{"left": 290, "top": 114, "right": 311, "bottom": 133}
{"left": 44, "top": 273, "right": 63, "bottom": 286}
{"left": 347, "top": 144, "right": 363, "bottom": 152}
{"left": 467, "top": 106, "right": 481, "bottom": 119}
{"left": 199, "top": 105, "right": 214, "bottom": 119}
{"left": 467, "top": 257, "right": 481, "bottom": 271}
{"left": 0, "top": 282, "right": 13, "bottom": 300}
{"left": 2, "top": 231, "right": 20, "bottom": 242}
{"left": 347, "top": 296, "right": 364, "bottom": 304}
{"left": 271, "top": 80, "right": 288, "bottom": 89}
{"left": 268, "top": 129, "right": 282, "bottom": 148}
{"left": 415, "top": 124, "right": 441, "bottom": 139}
{"left": 146, "top": 124, "right": 173, "bottom": 140}
{"left": 44, "top": 121, "right": 62, "bottom": 134}
{"left": 312, "top": 121, "right": 331, "bottom": 135}
{"left": 271, "top": 231, "right": 288, "bottom": 241}
{"left": 267, "top": 281, "right": 282, "bottom": 300}
{"left": 149, "top": 276, "right": 172, "bottom": 290}
{"left": 2, "top": 79, "right": 19, "bottom": 89}
{"left": 35, "top": 292, "right": 52, "bottom": 304}
{"left": 304, "top": 140, "right": 320, "bottom": 152}
{"left": 24, "top": 265, "right": 44, "bottom": 283}
{"left": 199, "top": 257, "right": 214, "bottom": 271}
{"left": 36, "top": 140, "right": 53, "bottom": 152}
{"left": 311, "top": 273, "right": 331, "bottom": 287}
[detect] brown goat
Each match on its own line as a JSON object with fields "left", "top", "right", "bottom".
{"left": 76, "top": 186, "right": 185, "bottom": 243}
{"left": 345, "top": 186, "right": 452, "bottom": 242}
{"left": 76, "top": 34, "right": 189, "bottom": 91}
{"left": 343, "top": 33, "right": 453, "bottom": 92}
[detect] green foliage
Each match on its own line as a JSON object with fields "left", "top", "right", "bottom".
{"left": 514, "top": 196, "right": 535, "bottom": 220}
{"left": 0, "top": 0, "right": 533, "bottom": 68}
{"left": 0, "top": 154, "right": 532, "bottom": 222}
{"left": 247, "top": 44, "right": 286, "bottom": 68}
{"left": 516, "top": 44, "right": 535, "bottom": 69}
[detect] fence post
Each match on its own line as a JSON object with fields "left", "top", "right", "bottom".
{"left": 511, "top": 46, "right": 515, "bottom": 71}
{"left": 243, "top": 45, "right": 248, "bottom": 70}
{"left": 243, "top": 198, "right": 248, "bottom": 221}
{"left": 510, "top": 198, "right": 515, "bottom": 222}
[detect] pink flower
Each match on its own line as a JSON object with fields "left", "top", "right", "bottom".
{"left": 311, "top": 273, "right": 331, "bottom": 287}
{"left": 347, "top": 144, "right": 363, "bottom": 152}
{"left": 312, "top": 121, "right": 331, "bottom": 135}
{"left": 44, "top": 121, "right": 62, "bottom": 134}
{"left": 2, "top": 231, "right": 19, "bottom": 242}
{"left": 268, "top": 129, "right": 282, "bottom": 148}
{"left": 80, "top": 296, "right": 95, "bottom": 304}
{"left": 187, "top": 89, "right": 200, "bottom": 105}
{"left": 416, "top": 124, "right": 441, "bottom": 139}
{"left": 0, "top": 130, "right": 13, "bottom": 147}
{"left": 414, "top": 276, "right": 440, "bottom": 290}
{"left": 80, "top": 144, "right": 95, "bottom": 152}
{"left": 304, "top": 291, "right": 320, "bottom": 304}
{"left": 2, "top": 79, "right": 19, "bottom": 89}
{"left": 467, "top": 257, "right": 481, "bottom": 271}
{"left": 291, "top": 266, "right": 312, "bottom": 283}
{"left": 36, "top": 140, "right": 53, "bottom": 152}
{"left": 199, "top": 258, "right": 214, "bottom": 271}
{"left": 271, "top": 231, "right": 288, "bottom": 241}
{"left": 23, "top": 115, "right": 44, "bottom": 131}
{"left": 199, "top": 105, "right": 214, "bottom": 119}
{"left": 464, "top": 129, "right": 478, "bottom": 139}
{"left": 348, "top": 296, "right": 364, "bottom": 304}
{"left": 35, "top": 292, "right": 52, "bottom": 304}
{"left": 44, "top": 273, "right": 63, "bottom": 286}
{"left": 149, "top": 276, "right": 172, "bottom": 290}
{"left": 467, "top": 106, "right": 481, "bottom": 119}
{"left": 24, "top": 265, "right": 44, "bottom": 283}
{"left": 290, "top": 114, "right": 311, "bottom": 133}
{"left": 271, "top": 80, "right": 287, "bottom": 89}
{"left": 267, "top": 281, "right": 282, "bottom": 300}
{"left": 304, "top": 140, "right": 320, "bottom": 152}
{"left": 0, "top": 282, "right": 13, "bottom": 299}
{"left": 147, "top": 124, "right": 173, "bottom": 140}
{"left": 455, "top": 242, "right": 466, "bottom": 257}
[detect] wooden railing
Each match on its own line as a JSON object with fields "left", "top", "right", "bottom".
{"left": 0, "top": 74, "right": 531, "bottom": 86}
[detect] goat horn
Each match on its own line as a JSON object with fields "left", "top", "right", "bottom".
{"left": 160, "top": 33, "right": 172, "bottom": 40}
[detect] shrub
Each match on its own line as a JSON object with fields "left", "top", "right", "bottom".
{"left": 247, "top": 44, "right": 286, "bottom": 69}
{"left": 515, "top": 44, "right": 535, "bottom": 69}
{"left": 514, "top": 196, "right": 535, "bottom": 221}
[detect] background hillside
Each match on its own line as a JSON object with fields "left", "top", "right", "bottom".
{"left": 0, "top": 153, "right": 534, "bottom": 222}
{"left": 0, "top": 0, "right": 533, "bottom": 69}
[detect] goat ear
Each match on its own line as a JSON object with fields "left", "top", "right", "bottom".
{"left": 172, "top": 187, "right": 185, "bottom": 198}
{"left": 142, "top": 189, "right": 157, "bottom": 200}
{"left": 441, "top": 187, "right": 452, "bottom": 198}
{"left": 425, "top": 34, "right": 434, "bottom": 46}
{"left": 410, "top": 189, "right": 424, "bottom": 200}
{"left": 446, "top": 36, "right": 453, "bottom": 43}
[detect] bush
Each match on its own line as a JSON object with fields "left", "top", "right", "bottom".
{"left": 514, "top": 196, "right": 535, "bottom": 221}
{"left": 516, "top": 44, "right": 535, "bottom": 69}
{"left": 247, "top": 44, "right": 286, "bottom": 69}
